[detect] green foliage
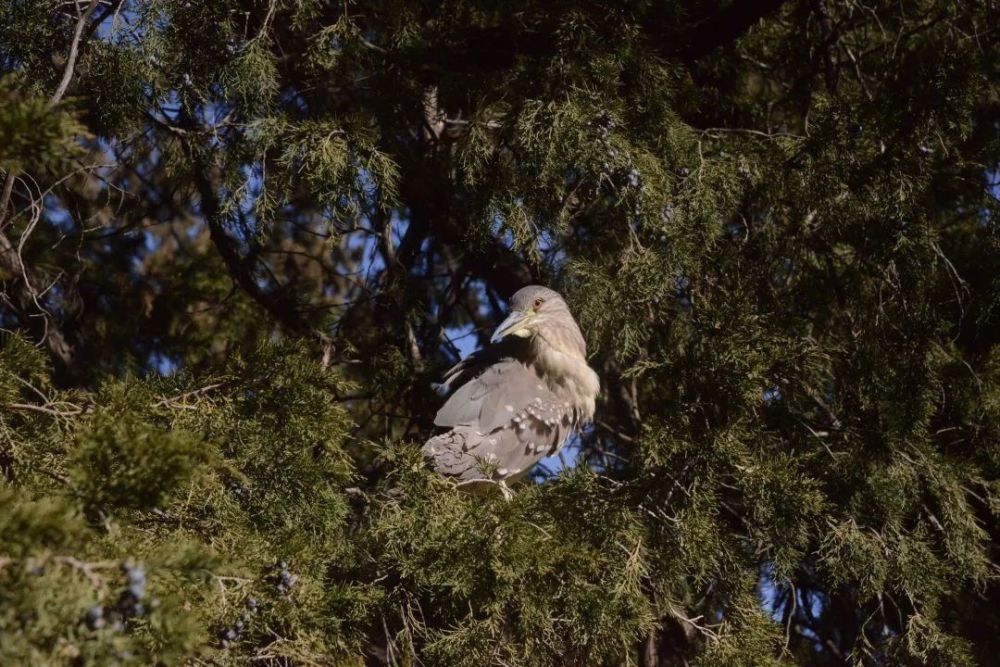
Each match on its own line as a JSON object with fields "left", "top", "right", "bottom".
{"left": 1, "top": 0, "right": 999, "bottom": 665}
{"left": 0, "top": 78, "right": 84, "bottom": 173}
{"left": 70, "top": 408, "right": 203, "bottom": 513}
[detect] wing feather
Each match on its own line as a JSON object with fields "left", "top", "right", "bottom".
{"left": 434, "top": 338, "right": 535, "bottom": 428}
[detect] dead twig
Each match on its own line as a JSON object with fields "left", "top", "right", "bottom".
{"left": 151, "top": 382, "right": 228, "bottom": 409}
{"left": 5, "top": 402, "right": 83, "bottom": 417}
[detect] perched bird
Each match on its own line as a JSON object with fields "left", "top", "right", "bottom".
{"left": 423, "top": 285, "right": 600, "bottom": 494}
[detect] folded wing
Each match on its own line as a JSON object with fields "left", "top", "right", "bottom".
{"left": 424, "top": 340, "right": 575, "bottom": 482}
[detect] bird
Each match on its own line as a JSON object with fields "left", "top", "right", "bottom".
{"left": 422, "top": 285, "right": 600, "bottom": 496}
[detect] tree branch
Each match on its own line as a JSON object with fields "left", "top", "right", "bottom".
{"left": 50, "top": 0, "right": 102, "bottom": 106}
{"left": 190, "top": 161, "right": 313, "bottom": 336}
{"left": 0, "top": 212, "right": 74, "bottom": 366}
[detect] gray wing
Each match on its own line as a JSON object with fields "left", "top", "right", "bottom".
{"left": 433, "top": 337, "right": 530, "bottom": 428}
{"left": 424, "top": 359, "right": 574, "bottom": 482}
{"left": 435, "top": 359, "right": 538, "bottom": 431}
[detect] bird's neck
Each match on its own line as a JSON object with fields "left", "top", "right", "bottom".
{"left": 531, "top": 336, "right": 600, "bottom": 423}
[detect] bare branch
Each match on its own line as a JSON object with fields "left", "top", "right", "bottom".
{"left": 5, "top": 402, "right": 83, "bottom": 417}
{"left": 51, "top": 0, "right": 102, "bottom": 105}
{"left": 151, "top": 382, "right": 228, "bottom": 409}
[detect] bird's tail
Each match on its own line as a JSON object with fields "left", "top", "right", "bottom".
{"left": 422, "top": 428, "right": 483, "bottom": 479}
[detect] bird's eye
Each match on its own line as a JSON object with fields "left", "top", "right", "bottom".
{"left": 533, "top": 297, "right": 544, "bottom": 310}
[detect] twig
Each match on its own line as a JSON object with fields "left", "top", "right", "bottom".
{"left": 667, "top": 603, "right": 720, "bottom": 641}
{"left": 595, "top": 419, "right": 635, "bottom": 443}
{"left": 151, "top": 382, "right": 227, "bottom": 408}
{"left": 5, "top": 402, "right": 83, "bottom": 417}
{"left": 52, "top": 555, "right": 116, "bottom": 589}
{"left": 784, "top": 582, "right": 797, "bottom": 653}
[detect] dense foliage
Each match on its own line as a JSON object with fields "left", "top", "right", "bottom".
{"left": 1, "top": 1, "right": 999, "bottom": 664}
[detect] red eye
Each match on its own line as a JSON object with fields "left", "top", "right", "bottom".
{"left": 533, "top": 297, "right": 544, "bottom": 309}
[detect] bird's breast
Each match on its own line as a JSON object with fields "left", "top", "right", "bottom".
{"left": 531, "top": 340, "right": 600, "bottom": 423}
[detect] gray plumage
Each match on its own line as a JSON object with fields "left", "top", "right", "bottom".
{"left": 423, "top": 286, "right": 600, "bottom": 487}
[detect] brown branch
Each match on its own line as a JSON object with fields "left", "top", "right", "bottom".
{"left": 50, "top": 0, "right": 102, "bottom": 106}
{"left": 187, "top": 163, "right": 332, "bottom": 346}
{"left": 151, "top": 382, "right": 227, "bottom": 408}
{"left": 642, "top": 631, "right": 657, "bottom": 667}
{"left": 0, "top": 230, "right": 74, "bottom": 365}
{"left": 156, "top": 107, "right": 318, "bottom": 337}
{"left": 194, "top": 166, "right": 312, "bottom": 335}
{"left": 4, "top": 402, "right": 83, "bottom": 417}
{"left": 0, "top": 0, "right": 99, "bottom": 220}
{"left": 0, "top": 173, "right": 13, "bottom": 228}
{"left": 52, "top": 555, "right": 111, "bottom": 589}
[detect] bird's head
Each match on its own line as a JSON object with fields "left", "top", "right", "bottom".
{"left": 491, "top": 285, "right": 586, "bottom": 358}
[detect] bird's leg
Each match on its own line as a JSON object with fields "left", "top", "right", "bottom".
{"left": 498, "top": 480, "right": 513, "bottom": 502}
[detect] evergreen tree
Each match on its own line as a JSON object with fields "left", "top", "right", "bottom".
{"left": 1, "top": 1, "right": 999, "bottom": 664}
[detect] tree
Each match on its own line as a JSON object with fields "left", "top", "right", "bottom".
{"left": 1, "top": 0, "right": 999, "bottom": 664}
